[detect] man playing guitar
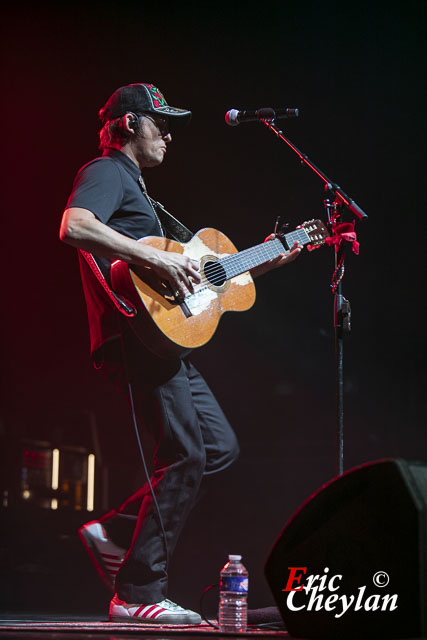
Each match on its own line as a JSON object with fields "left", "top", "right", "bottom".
{"left": 60, "top": 82, "right": 301, "bottom": 624}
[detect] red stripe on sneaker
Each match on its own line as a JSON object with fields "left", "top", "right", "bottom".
{"left": 132, "top": 605, "right": 166, "bottom": 619}
{"left": 101, "top": 553, "right": 123, "bottom": 559}
{"left": 104, "top": 557, "right": 122, "bottom": 562}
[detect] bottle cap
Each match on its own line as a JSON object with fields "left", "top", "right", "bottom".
{"left": 228, "top": 554, "right": 242, "bottom": 561}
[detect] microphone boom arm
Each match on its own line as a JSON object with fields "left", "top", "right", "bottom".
{"left": 260, "top": 118, "right": 368, "bottom": 220}
{"left": 257, "top": 117, "right": 368, "bottom": 476}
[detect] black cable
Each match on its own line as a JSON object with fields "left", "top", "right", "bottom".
{"left": 119, "top": 319, "right": 170, "bottom": 571}
{"left": 199, "top": 582, "right": 284, "bottom": 632}
{"left": 199, "top": 583, "right": 219, "bottom": 628}
{"left": 250, "top": 622, "right": 285, "bottom": 630}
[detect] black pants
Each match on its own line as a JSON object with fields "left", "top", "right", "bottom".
{"left": 96, "top": 327, "right": 239, "bottom": 603}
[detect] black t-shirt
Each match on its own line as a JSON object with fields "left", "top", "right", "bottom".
{"left": 65, "top": 148, "right": 163, "bottom": 354}
{"left": 66, "top": 148, "right": 162, "bottom": 281}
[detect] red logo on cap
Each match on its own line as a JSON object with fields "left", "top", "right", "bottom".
{"left": 145, "top": 84, "right": 167, "bottom": 108}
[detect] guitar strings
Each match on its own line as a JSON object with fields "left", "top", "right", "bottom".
{"left": 193, "top": 238, "right": 296, "bottom": 289}
{"left": 175, "top": 226, "right": 321, "bottom": 296}
{"left": 188, "top": 240, "right": 287, "bottom": 291}
{"left": 182, "top": 228, "right": 314, "bottom": 292}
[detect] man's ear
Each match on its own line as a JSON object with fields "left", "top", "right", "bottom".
{"left": 123, "top": 112, "right": 138, "bottom": 133}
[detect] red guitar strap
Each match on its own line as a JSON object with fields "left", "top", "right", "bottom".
{"left": 79, "top": 249, "right": 137, "bottom": 317}
{"left": 79, "top": 180, "right": 193, "bottom": 319}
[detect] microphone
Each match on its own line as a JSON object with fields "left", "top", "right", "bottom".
{"left": 225, "top": 107, "right": 299, "bottom": 126}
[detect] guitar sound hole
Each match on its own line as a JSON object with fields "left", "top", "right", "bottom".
{"left": 204, "top": 260, "right": 226, "bottom": 287}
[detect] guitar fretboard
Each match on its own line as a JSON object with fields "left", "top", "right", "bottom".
{"left": 220, "top": 228, "right": 310, "bottom": 280}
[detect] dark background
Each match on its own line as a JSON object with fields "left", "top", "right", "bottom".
{"left": 1, "top": 0, "right": 426, "bottom": 616}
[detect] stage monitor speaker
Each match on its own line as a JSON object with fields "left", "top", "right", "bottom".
{"left": 265, "top": 459, "right": 427, "bottom": 639}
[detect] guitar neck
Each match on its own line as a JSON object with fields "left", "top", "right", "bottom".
{"left": 220, "top": 228, "right": 310, "bottom": 279}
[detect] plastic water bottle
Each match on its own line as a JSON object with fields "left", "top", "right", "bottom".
{"left": 218, "top": 554, "right": 248, "bottom": 632}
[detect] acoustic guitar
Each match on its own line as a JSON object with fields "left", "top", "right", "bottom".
{"left": 111, "top": 220, "right": 329, "bottom": 358}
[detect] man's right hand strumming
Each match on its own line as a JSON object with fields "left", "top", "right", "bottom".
{"left": 148, "top": 251, "right": 201, "bottom": 298}
{"left": 60, "top": 206, "right": 201, "bottom": 298}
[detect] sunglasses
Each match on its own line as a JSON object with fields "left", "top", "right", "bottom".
{"left": 143, "top": 114, "right": 170, "bottom": 136}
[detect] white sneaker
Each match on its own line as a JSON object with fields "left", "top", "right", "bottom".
{"left": 78, "top": 520, "right": 126, "bottom": 590}
{"left": 109, "top": 594, "right": 202, "bottom": 624}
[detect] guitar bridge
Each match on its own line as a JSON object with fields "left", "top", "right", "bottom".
{"left": 171, "top": 288, "right": 193, "bottom": 318}
{"left": 179, "top": 299, "right": 193, "bottom": 318}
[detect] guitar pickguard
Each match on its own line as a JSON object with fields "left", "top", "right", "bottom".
{"left": 184, "top": 285, "right": 218, "bottom": 316}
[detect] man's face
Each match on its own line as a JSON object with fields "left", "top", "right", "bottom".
{"left": 133, "top": 114, "right": 171, "bottom": 168}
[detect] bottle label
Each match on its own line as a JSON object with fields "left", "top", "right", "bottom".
{"left": 220, "top": 576, "right": 249, "bottom": 593}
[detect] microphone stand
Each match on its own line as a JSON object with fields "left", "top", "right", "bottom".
{"left": 259, "top": 117, "right": 368, "bottom": 475}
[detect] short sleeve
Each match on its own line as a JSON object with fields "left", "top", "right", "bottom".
{"left": 65, "top": 158, "right": 124, "bottom": 224}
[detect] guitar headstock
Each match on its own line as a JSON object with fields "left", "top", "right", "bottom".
{"left": 297, "top": 219, "right": 330, "bottom": 251}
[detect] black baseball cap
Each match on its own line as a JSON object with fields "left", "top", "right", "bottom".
{"left": 99, "top": 83, "right": 192, "bottom": 127}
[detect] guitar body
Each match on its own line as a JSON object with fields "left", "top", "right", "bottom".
{"left": 111, "top": 228, "right": 256, "bottom": 359}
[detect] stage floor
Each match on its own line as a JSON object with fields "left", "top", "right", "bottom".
{"left": 0, "top": 612, "right": 287, "bottom": 639}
